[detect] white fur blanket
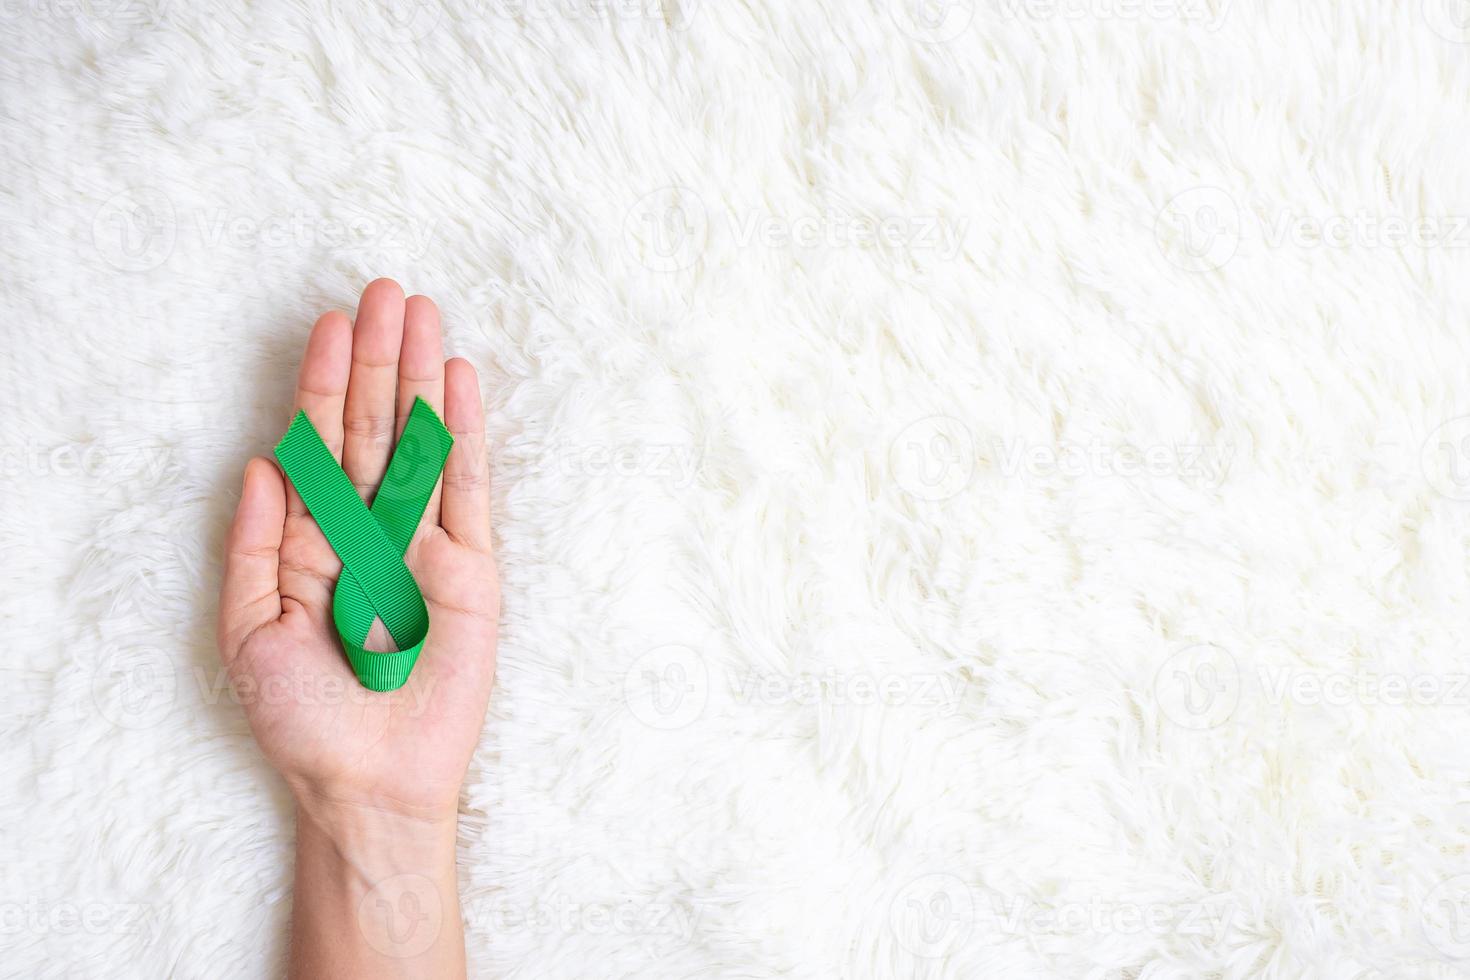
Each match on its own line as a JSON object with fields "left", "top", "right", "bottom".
{"left": 4, "top": 1, "right": 1470, "bottom": 976}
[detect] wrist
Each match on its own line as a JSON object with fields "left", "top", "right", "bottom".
{"left": 290, "top": 780, "right": 462, "bottom": 840}
{"left": 292, "top": 786, "right": 460, "bottom": 921}
{"left": 289, "top": 791, "right": 464, "bottom": 978}
{"left": 295, "top": 795, "right": 459, "bottom": 863}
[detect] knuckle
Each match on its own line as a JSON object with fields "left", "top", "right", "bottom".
{"left": 343, "top": 413, "right": 394, "bottom": 442}
{"left": 444, "top": 468, "right": 489, "bottom": 492}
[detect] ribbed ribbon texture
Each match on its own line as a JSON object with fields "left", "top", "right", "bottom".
{"left": 273, "top": 397, "right": 454, "bottom": 691}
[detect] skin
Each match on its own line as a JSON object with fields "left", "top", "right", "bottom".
{"left": 217, "top": 279, "right": 498, "bottom": 979}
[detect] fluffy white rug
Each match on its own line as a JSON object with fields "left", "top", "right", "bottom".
{"left": 5, "top": 0, "right": 1470, "bottom": 977}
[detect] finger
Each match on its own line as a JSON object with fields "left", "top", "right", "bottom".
{"left": 219, "top": 457, "right": 286, "bottom": 662}
{"left": 397, "top": 294, "right": 446, "bottom": 527}
{"left": 286, "top": 310, "right": 352, "bottom": 522}
{"left": 342, "top": 278, "right": 406, "bottom": 501}
{"left": 440, "top": 357, "right": 492, "bottom": 552}
{"left": 280, "top": 311, "right": 351, "bottom": 613}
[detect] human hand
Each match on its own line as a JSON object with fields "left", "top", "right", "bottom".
{"left": 218, "top": 278, "right": 498, "bottom": 823}
{"left": 218, "top": 280, "right": 498, "bottom": 978}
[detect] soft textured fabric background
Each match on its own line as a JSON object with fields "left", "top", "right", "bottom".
{"left": 4, "top": 0, "right": 1470, "bottom": 977}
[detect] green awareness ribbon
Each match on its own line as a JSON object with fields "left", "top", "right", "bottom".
{"left": 273, "top": 397, "right": 453, "bottom": 692}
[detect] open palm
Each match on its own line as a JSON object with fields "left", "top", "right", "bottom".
{"left": 217, "top": 279, "right": 498, "bottom": 821}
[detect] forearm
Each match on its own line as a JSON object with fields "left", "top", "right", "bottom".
{"left": 288, "top": 799, "right": 465, "bottom": 980}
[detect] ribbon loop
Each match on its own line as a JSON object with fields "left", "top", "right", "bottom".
{"left": 273, "top": 397, "right": 454, "bottom": 691}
